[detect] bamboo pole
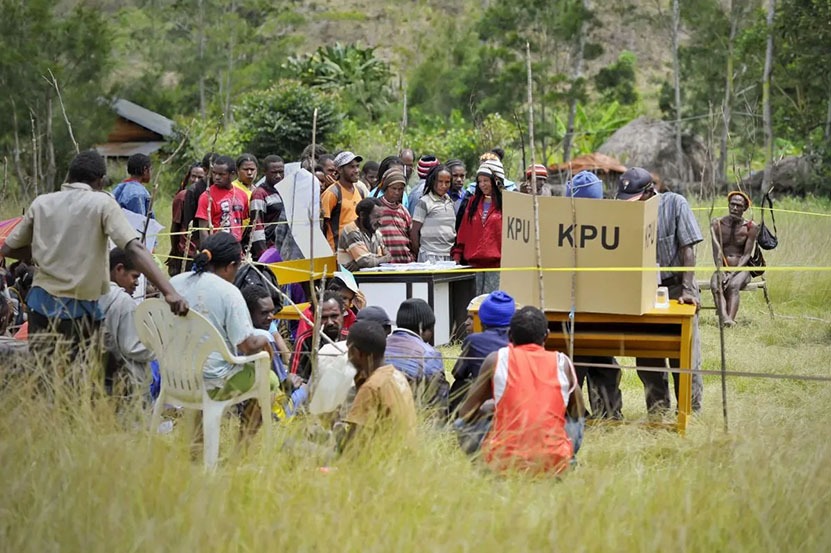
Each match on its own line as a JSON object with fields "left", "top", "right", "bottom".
{"left": 526, "top": 42, "right": 545, "bottom": 310}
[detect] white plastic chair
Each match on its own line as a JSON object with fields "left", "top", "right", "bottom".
{"left": 135, "top": 299, "right": 271, "bottom": 468}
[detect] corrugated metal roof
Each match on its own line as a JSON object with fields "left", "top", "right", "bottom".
{"left": 112, "top": 99, "right": 174, "bottom": 138}
{"left": 96, "top": 141, "right": 167, "bottom": 158}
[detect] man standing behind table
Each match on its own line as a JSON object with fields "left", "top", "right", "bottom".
{"left": 321, "top": 151, "right": 367, "bottom": 251}
{"left": 195, "top": 155, "right": 249, "bottom": 245}
{"left": 0, "top": 150, "right": 188, "bottom": 358}
{"left": 710, "top": 191, "right": 759, "bottom": 326}
{"left": 615, "top": 167, "right": 703, "bottom": 413}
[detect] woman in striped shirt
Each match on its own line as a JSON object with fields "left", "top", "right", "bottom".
{"left": 376, "top": 168, "right": 415, "bottom": 263}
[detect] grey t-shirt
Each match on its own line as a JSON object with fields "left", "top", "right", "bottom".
{"left": 170, "top": 272, "right": 255, "bottom": 388}
{"left": 413, "top": 192, "right": 457, "bottom": 256}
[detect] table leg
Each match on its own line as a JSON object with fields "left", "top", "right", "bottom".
{"left": 677, "top": 316, "right": 693, "bottom": 434}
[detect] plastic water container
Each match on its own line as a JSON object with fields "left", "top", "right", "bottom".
{"left": 655, "top": 286, "right": 670, "bottom": 308}
{"left": 308, "top": 341, "right": 356, "bottom": 415}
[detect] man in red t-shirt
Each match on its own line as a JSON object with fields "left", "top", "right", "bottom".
{"left": 196, "top": 155, "right": 249, "bottom": 244}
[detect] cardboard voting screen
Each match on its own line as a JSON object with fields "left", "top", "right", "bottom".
{"left": 500, "top": 193, "right": 659, "bottom": 315}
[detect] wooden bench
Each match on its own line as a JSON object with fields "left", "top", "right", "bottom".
{"left": 697, "top": 277, "right": 774, "bottom": 318}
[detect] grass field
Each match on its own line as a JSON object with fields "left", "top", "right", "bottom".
{"left": 1, "top": 196, "right": 830, "bottom": 551}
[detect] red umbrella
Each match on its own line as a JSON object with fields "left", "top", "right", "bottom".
{"left": 0, "top": 216, "right": 23, "bottom": 250}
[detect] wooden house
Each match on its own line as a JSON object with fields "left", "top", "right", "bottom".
{"left": 96, "top": 99, "right": 175, "bottom": 158}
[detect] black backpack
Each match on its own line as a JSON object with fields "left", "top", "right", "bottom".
{"left": 757, "top": 192, "right": 778, "bottom": 250}
{"left": 234, "top": 262, "right": 281, "bottom": 307}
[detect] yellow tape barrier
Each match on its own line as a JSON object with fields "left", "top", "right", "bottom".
{"left": 692, "top": 206, "right": 831, "bottom": 217}
{"left": 152, "top": 251, "right": 831, "bottom": 275}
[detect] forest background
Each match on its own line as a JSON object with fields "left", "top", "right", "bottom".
{"left": 0, "top": 0, "right": 829, "bottom": 200}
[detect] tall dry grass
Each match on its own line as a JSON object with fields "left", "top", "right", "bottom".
{"left": 1, "top": 198, "right": 830, "bottom": 551}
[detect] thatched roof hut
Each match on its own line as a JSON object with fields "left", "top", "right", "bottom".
{"left": 548, "top": 153, "right": 627, "bottom": 197}
{"left": 598, "top": 117, "right": 711, "bottom": 190}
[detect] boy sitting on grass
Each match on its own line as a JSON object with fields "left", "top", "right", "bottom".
{"left": 336, "top": 320, "right": 417, "bottom": 453}
{"left": 99, "top": 247, "right": 155, "bottom": 397}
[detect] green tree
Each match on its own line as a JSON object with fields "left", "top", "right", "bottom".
{"left": 594, "top": 51, "right": 639, "bottom": 106}
{"left": 234, "top": 80, "right": 341, "bottom": 160}
{"left": 0, "top": 0, "right": 112, "bottom": 195}
{"left": 284, "top": 43, "right": 393, "bottom": 122}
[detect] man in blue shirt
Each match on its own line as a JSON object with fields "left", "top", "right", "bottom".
{"left": 384, "top": 298, "right": 448, "bottom": 411}
{"left": 113, "top": 153, "right": 153, "bottom": 217}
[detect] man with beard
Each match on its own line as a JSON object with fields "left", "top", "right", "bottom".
{"left": 336, "top": 198, "right": 390, "bottom": 272}
{"left": 710, "top": 191, "right": 759, "bottom": 326}
{"left": 290, "top": 291, "right": 348, "bottom": 381}
{"left": 321, "top": 151, "right": 367, "bottom": 251}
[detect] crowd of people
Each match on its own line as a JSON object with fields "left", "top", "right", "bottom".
{"left": 0, "top": 142, "right": 765, "bottom": 474}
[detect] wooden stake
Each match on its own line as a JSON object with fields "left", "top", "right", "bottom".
{"left": 526, "top": 42, "right": 545, "bottom": 310}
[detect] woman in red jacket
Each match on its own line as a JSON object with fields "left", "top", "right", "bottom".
{"left": 452, "top": 159, "right": 504, "bottom": 295}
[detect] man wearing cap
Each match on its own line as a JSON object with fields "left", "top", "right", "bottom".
{"left": 520, "top": 164, "right": 552, "bottom": 196}
{"left": 710, "top": 191, "right": 758, "bottom": 326}
{"left": 616, "top": 167, "right": 704, "bottom": 413}
{"left": 565, "top": 171, "right": 624, "bottom": 419}
{"left": 406, "top": 155, "right": 440, "bottom": 215}
{"left": 449, "top": 291, "right": 515, "bottom": 415}
{"left": 356, "top": 305, "right": 393, "bottom": 335}
{"left": 384, "top": 298, "right": 449, "bottom": 411}
{"left": 321, "top": 151, "right": 367, "bottom": 251}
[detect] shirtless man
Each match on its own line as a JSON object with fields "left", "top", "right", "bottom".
{"left": 710, "top": 191, "right": 758, "bottom": 326}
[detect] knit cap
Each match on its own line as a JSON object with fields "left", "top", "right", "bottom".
{"left": 525, "top": 164, "right": 548, "bottom": 178}
{"left": 567, "top": 170, "right": 603, "bottom": 199}
{"left": 476, "top": 158, "right": 505, "bottom": 183}
{"left": 478, "top": 290, "right": 516, "bottom": 327}
{"left": 417, "top": 155, "right": 440, "bottom": 179}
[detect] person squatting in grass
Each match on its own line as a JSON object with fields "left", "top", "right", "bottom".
{"left": 384, "top": 298, "right": 449, "bottom": 412}
{"left": 291, "top": 291, "right": 348, "bottom": 381}
{"left": 455, "top": 306, "right": 585, "bottom": 474}
{"left": 170, "top": 232, "right": 279, "bottom": 439}
{"left": 710, "top": 191, "right": 759, "bottom": 326}
{"left": 336, "top": 320, "right": 418, "bottom": 453}
{"left": 0, "top": 150, "right": 188, "bottom": 363}
{"left": 449, "top": 290, "right": 516, "bottom": 416}
{"left": 99, "top": 247, "right": 155, "bottom": 397}
{"left": 241, "top": 284, "right": 308, "bottom": 420}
